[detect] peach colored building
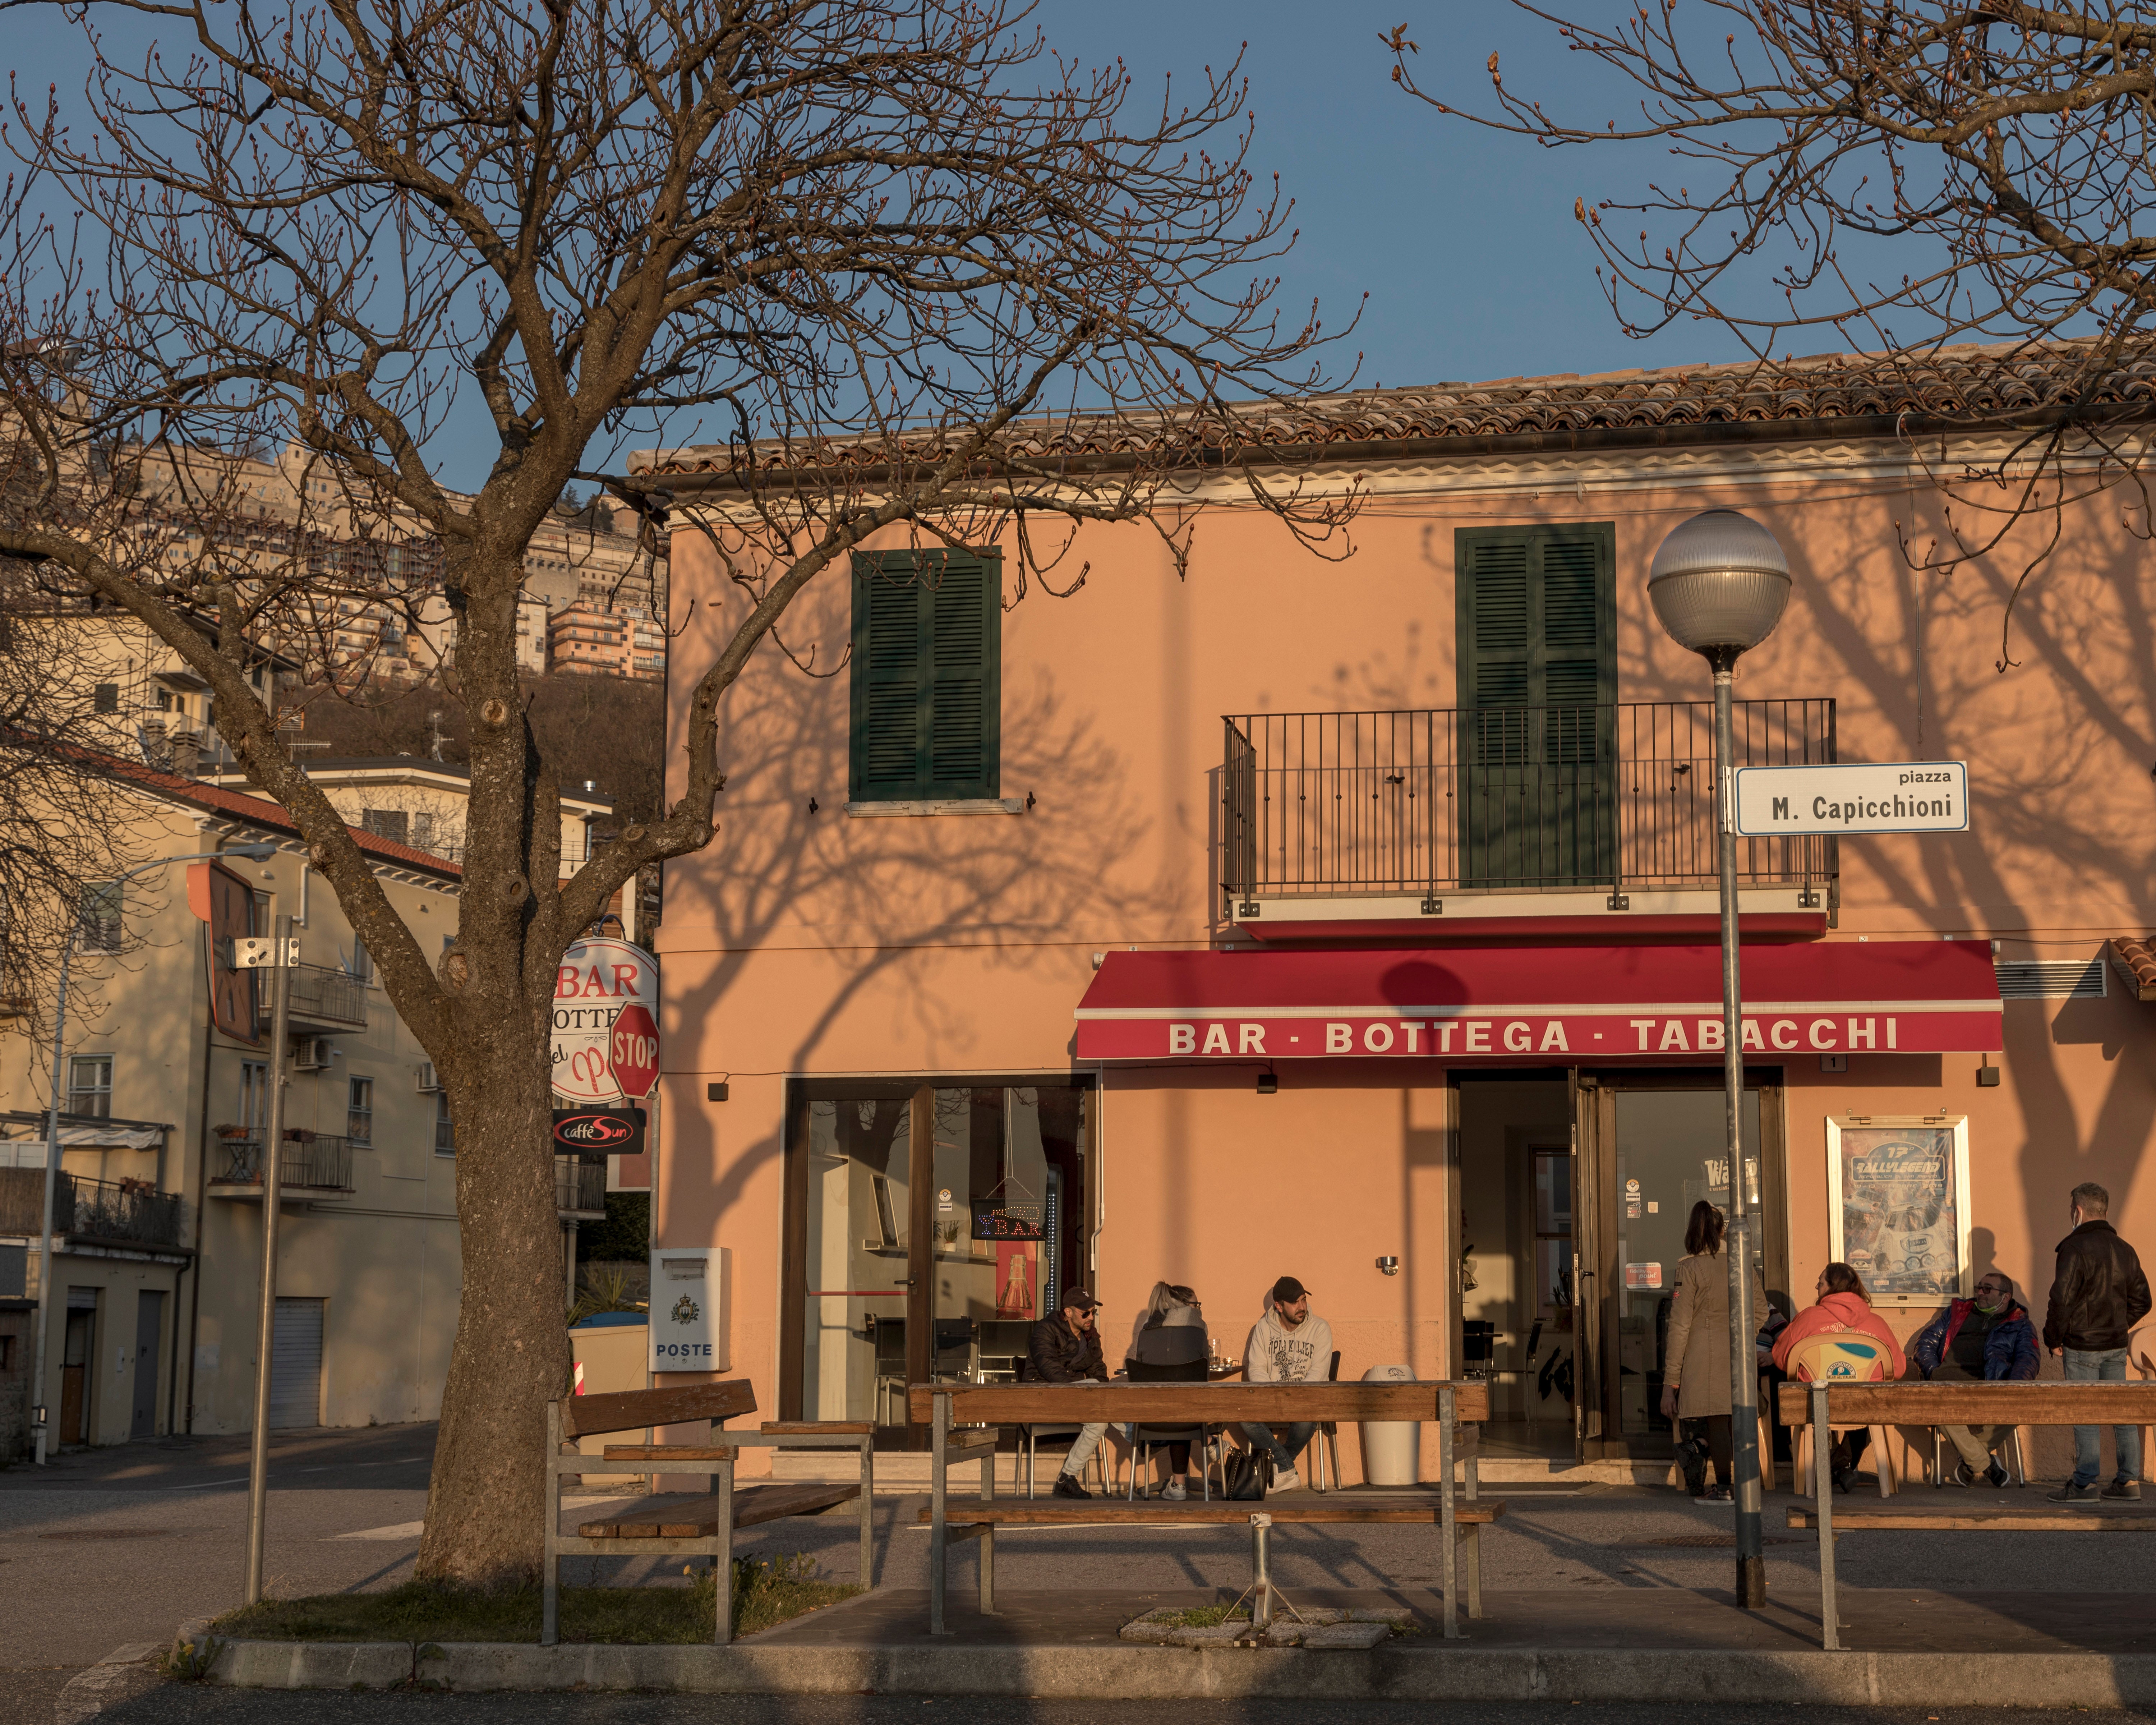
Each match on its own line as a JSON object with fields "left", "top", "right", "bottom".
{"left": 636, "top": 345, "right": 2156, "bottom": 1484}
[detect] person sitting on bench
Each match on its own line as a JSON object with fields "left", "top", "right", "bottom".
{"left": 1025, "top": 1287, "right": 1110, "bottom": 1499}
{"left": 1239, "top": 1274, "right": 1334, "bottom": 1492}
{"left": 1911, "top": 1269, "right": 2038, "bottom": 1486}
{"left": 1773, "top": 1261, "right": 1906, "bottom": 1491}
{"left": 1126, "top": 1282, "right": 1212, "bottom": 1500}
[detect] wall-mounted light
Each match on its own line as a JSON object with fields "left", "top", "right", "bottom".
{"left": 1256, "top": 1071, "right": 1278, "bottom": 1095}
{"left": 1376, "top": 1256, "right": 1400, "bottom": 1276}
{"left": 1977, "top": 1058, "right": 2001, "bottom": 1088}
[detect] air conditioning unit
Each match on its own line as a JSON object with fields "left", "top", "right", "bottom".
{"left": 416, "top": 1062, "right": 442, "bottom": 1094}
{"left": 292, "top": 1036, "right": 336, "bottom": 1071}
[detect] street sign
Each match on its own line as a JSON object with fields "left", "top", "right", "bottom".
{"left": 609, "top": 1002, "right": 660, "bottom": 1100}
{"left": 187, "top": 860, "right": 260, "bottom": 1044}
{"left": 1732, "top": 762, "right": 1969, "bottom": 837}
{"left": 552, "top": 1106, "right": 646, "bottom": 1160}
{"left": 552, "top": 935, "right": 659, "bottom": 1102}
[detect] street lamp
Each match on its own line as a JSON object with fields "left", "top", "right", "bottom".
{"left": 30, "top": 842, "right": 276, "bottom": 1464}
{"left": 1648, "top": 508, "right": 1791, "bottom": 1611}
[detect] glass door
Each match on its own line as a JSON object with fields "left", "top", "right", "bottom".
{"left": 1578, "top": 1077, "right": 1784, "bottom": 1458}
{"left": 797, "top": 1094, "right": 917, "bottom": 1432}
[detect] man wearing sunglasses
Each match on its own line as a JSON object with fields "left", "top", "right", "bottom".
{"left": 1910, "top": 1270, "right": 2041, "bottom": 1486}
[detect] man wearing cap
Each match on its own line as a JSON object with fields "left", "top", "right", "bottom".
{"left": 1239, "top": 1276, "right": 1335, "bottom": 1491}
{"left": 1023, "top": 1288, "right": 1111, "bottom": 1499}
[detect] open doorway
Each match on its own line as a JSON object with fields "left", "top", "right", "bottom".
{"left": 1456, "top": 1079, "right": 1577, "bottom": 1460}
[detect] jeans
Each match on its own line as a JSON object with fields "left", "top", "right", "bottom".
{"left": 1683, "top": 1414, "right": 1732, "bottom": 1488}
{"left": 1056, "top": 1379, "right": 1111, "bottom": 1477}
{"left": 1240, "top": 1420, "right": 1316, "bottom": 1473}
{"left": 2064, "top": 1347, "right": 2139, "bottom": 1486}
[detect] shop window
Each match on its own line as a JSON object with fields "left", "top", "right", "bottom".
{"left": 67, "top": 1055, "right": 112, "bottom": 1119}
{"left": 347, "top": 1076, "right": 374, "bottom": 1145}
{"left": 848, "top": 549, "right": 1001, "bottom": 801}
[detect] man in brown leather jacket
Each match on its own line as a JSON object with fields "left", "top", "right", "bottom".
{"left": 2043, "top": 1181, "right": 2153, "bottom": 1502}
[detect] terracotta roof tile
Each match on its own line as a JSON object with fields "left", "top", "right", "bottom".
{"left": 2108, "top": 937, "right": 2156, "bottom": 1002}
{"left": 636, "top": 339, "right": 2156, "bottom": 481}
{"left": 91, "top": 749, "right": 461, "bottom": 880}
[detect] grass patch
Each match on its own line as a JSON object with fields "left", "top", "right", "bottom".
{"left": 1147, "top": 1605, "right": 1253, "bottom": 1629}
{"left": 208, "top": 1555, "right": 856, "bottom": 1646}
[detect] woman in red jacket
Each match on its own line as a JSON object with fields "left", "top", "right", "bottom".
{"left": 1773, "top": 1262, "right": 1907, "bottom": 1490}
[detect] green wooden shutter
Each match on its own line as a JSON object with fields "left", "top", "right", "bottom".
{"left": 1455, "top": 524, "right": 1616, "bottom": 884}
{"left": 850, "top": 549, "right": 1001, "bottom": 800}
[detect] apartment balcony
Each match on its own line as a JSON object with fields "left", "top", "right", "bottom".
{"left": 208, "top": 1130, "right": 355, "bottom": 1197}
{"left": 1221, "top": 700, "right": 1838, "bottom": 941}
{"left": 259, "top": 963, "right": 369, "bottom": 1033}
{"left": 0, "top": 1167, "right": 185, "bottom": 1250}
{"left": 556, "top": 1155, "right": 607, "bottom": 1220}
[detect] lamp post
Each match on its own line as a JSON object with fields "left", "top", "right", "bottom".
{"left": 1647, "top": 509, "right": 1792, "bottom": 1611}
{"left": 29, "top": 843, "right": 274, "bottom": 1465}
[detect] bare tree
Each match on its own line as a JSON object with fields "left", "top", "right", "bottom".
{"left": 0, "top": 581, "right": 153, "bottom": 1042}
{"left": 0, "top": 0, "right": 1355, "bottom": 1583}
{"left": 1387, "top": 2, "right": 2156, "bottom": 665}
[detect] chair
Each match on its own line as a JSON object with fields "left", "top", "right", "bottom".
{"left": 1786, "top": 1334, "right": 1898, "bottom": 1498}
{"left": 1021, "top": 1420, "right": 1113, "bottom": 1497}
{"left": 1307, "top": 1351, "right": 1346, "bottom": 1493}
{"left": 1928, "top": 1422, "right": 2027, "bottom": 1487}
{"left": 1124, "top": 1356, "right": 1222, "bottom": 1499}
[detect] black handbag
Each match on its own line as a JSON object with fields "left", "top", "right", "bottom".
{"left": 1221, "top": 1449, "right": 1267, "bottom": 1501}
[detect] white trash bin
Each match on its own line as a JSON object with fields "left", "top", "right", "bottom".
{"left": 1359, "top": 1363, "right": 1421, "bottom": 1486}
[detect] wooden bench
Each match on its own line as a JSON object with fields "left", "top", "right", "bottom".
{"left": 908, "top": 1380, "right": 1495, "bottom": 1638}
{"left": 1777, "top": 1380, "right": 2156, "bottom": 1650}
{"left": 543, "top": 1383, "right": 875, "bottom": 1645}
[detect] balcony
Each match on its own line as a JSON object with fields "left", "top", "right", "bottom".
{"left": 210, "top": 1130, "right": 355, "bottom": 1196}
{"left": 260, "top": 964, "right": 368, "bottom": 1033}
{"left": 557, "top": 1155, "right": 607, "bottom": 1220}
{"left": 0, "top": 1167, "right": 184, "bottom": 1250}
{"left": 1222, "top": 700, "right": 1837, "bottom": 940}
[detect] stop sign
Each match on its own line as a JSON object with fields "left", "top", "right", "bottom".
{"left": 609, "top": 1002, "right": 661, "bottom": 1100}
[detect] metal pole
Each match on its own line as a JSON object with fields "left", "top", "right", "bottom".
{"left": 1715, "top": 657, "right": 1766, "bottom": 1608}
{"left": 28, "top": 931, "right": 74, "bottom": 1466}
{"left": 244, "top": 914, "right": 294, "bottom": 1604}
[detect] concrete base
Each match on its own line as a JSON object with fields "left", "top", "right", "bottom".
{"left": 179, "top": 1632, "right": 2156, "bottom": 1705}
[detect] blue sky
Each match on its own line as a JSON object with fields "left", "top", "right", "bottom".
{"left": 9, "top": 2, "right": 1760, "bottom": 488}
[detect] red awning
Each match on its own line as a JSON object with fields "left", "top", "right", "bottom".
{"left": 1073, "top": 941, "right": 2001, "bottom": 1061}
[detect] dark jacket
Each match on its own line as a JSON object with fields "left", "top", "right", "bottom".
{"left": 1024, "top": 1312, "right": 1106, "bottom": 1384}
{"left": 2043, "top": 1220, "right": 2153, "bottom": 1352}
{"left": 1911, "top": 1299, "right": 2040, "bottom": 1381}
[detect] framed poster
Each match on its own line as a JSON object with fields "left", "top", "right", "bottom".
{"left": 1825, "top": 1116, "right": 1971, "bottom": 1306}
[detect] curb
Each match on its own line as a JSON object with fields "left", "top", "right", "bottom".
{"left": 54, "top": 1644, "right": 162, "bottom": 1725}
{"left": 171, "top": 1629, "right": 2156, "bottom": 1705}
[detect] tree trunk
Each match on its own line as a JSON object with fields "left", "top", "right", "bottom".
{"left": 412, "top": 1001, "right": 568, "bottom": 1586}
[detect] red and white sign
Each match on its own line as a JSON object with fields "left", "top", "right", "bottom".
{"left": 610, "top": 1003, "right": 661, "bottom": 1100}
{"left": 1073, "top": 942, "right": 2002, "bottom": 1062}
{"left": 553, "top": 936, "right": 659, "bottom": 1102}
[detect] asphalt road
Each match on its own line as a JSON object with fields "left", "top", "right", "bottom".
{"left": 71, "top": 1698, "right": 2156, "bottom": 1725}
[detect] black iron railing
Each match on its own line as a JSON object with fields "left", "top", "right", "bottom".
{"left": 556, "top": 1155, "right": 607, "bottom": 1217}
{"left": 215, "top": 1131, "right": 355, "bottom": 1191}
{"left": 1221, "top": 700, "right": 1837, "bottom": 904}
{"left": 0, "top": 1166, "right": 183, "bottom": 1247}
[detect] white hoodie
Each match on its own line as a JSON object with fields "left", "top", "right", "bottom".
{"left": 1243, "top": 1303, "right": 1335, "bottom": 1384}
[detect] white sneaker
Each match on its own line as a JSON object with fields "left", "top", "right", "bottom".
{"left": 1272, "top": 1467, "right": 1302, "bottom": 1493}
{"left": 1162, "top": 1477, "right": 1187, "bottom": 1501}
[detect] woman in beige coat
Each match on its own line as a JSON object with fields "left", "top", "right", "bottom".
{"left": 1660, "top": 1200, "right": 1770, "bottom": 1503}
